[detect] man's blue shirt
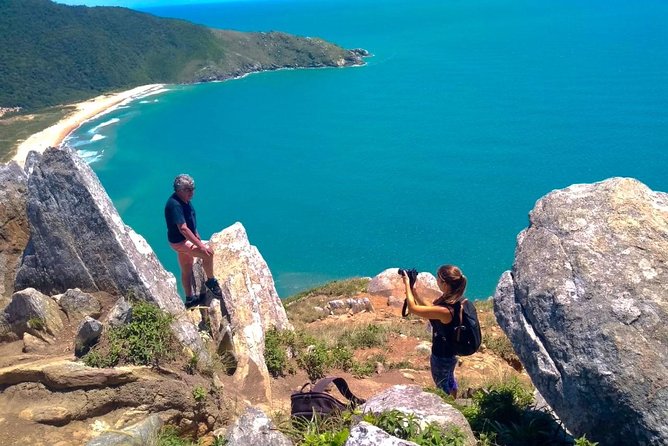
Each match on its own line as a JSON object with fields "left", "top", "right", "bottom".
{"left": 165, "top": 193, "right": 197, "bottom": 243}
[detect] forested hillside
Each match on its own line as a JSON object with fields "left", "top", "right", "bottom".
{"left": 0, "top": 0, "right": 363, "bottom": 111}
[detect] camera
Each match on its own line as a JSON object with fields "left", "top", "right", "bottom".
{"left": 398, "top": 268, "right": 418, "bottom": 288}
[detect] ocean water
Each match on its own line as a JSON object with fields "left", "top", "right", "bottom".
{"left": 66, "top": 0, "right": 668, "bottom": 299}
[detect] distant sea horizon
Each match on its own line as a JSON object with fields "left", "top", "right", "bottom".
{"left": 65, "top": 0, "right": 668, "bottom": 299}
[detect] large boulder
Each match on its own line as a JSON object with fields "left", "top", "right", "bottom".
{"left": 0, "top": 162, "right": 29, "bottom": 308}
{"left": 208, "top": 222, "right": 292, "bottom": 403}
{"left": 4, "top": 287, "right": 63, "bottom": 337}
{"left": 493, "top": 177, "right": 667, "bottom": 446}
{"left": 361, "top": 385, "right": 476, "bottom": 445}
{"left": 368, "top": 268, "right": 441, "bottom": 303}
{"left": 13, "top": 147, "right": 205, "bottom": 359}
{"left": 58, "top": 288, "right": 102, "bottom": 321}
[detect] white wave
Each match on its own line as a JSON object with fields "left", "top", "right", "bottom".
{"left": 77, "top": 149, "right": 104, "bottom": 164}
{"left": 89, "top": 117, "right": 120, "bottom": 133}
{"left": 139, "top": 99, "right": 159, "bottom": 104}
{"left": 90, "top": 134, "right": 106, "bottom": 142}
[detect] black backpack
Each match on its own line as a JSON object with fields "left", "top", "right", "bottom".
{"left": 437, "top": 298, "right": 482, "bottom": 356}
{"left": 290, "top": 377, "right": 365, "bottom": 420}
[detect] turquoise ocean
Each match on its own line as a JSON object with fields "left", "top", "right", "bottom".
{"left": 65, "top": 0, "right": 668, "bottom": 299}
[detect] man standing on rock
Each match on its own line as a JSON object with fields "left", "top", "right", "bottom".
{"left": 165, "top": 174, "right": 223, "bottom": 308}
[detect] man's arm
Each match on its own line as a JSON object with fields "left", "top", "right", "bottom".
{"left": 178, "top": 223, "right": 213, "bottom": 256}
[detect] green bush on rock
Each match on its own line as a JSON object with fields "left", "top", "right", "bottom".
{"left": 83, "top": 300, "right": 176, "bottom": 368}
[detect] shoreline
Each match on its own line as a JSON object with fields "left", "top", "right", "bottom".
{"left": 11, "top": 84, "right": 167, "bottom": 167}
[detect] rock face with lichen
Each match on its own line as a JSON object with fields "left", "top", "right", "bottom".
{"left": 13, "top": 147, "right": 205, "bottom": 358}
{"left": 0, "top": 162, "right": 29, "bottom": 308}
{"left": 493, "top": 177, "right": 668, "bottom": 446}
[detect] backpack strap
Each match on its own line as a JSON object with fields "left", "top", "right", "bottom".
{"left": 456, "top": 298, "right": 468, "bottom": 342}
{"left": 401, "top": 298, "right": 409, "bottom": 317}
{"left": 312, "top": 377, "right": 366, "bottom": 406}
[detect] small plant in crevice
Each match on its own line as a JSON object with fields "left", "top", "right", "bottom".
{"left": 192, "top": 385, "right": 207, "bottom": 403}
{"left": 185, "top": 353, "right": 198, "bottom": 375}
{"left": 27, "top": 317, "right": 45, "bottom": 331}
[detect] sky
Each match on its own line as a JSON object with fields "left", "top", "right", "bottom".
{"left": 56, "top": 0, "right": 237, "bottom": 7}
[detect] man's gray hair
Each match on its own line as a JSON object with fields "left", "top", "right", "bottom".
{"left": 173, "top": 174, "right": 195, "bottom": 192}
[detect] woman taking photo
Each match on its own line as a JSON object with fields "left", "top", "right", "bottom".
{"left": 401, "top": 264, "right": 468, "bottom": 398}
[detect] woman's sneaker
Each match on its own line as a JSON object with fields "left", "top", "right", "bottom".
{"left": 205, "top": 278, "right": 223, "bottom": 298}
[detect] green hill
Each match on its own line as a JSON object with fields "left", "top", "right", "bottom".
{"left": 0, "top": 0, "right": 366, "bottom": 111}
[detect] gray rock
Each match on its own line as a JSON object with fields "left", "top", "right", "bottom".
{"left": 361, "top": 385, "right": 476, "bottom": 446}
{"left": 86, "top": 414, "right": 163, "bottom": 446}
{"left": 4, "top": 287, "right": 63, "bottom": 337}
{"left": 345, "top": 421, "right": 419, "bottom": 446}
{"left": 326, "top": 297, "right": 374, "bottom": 315}
{"left": 226, "top": 407, "right": 293, "bottom": 446}
{"left": 208, "top": 222, "right": 292, "bottom": 402}
{"left": 22, "top": 332, "right": 50, "bottom": 353}
{"left": 387, "top": 295, "right": 404, "bottom": 308}
{"left": 13, "top": 147, "right": 205, "bottom": 361}
{"left": 104, "top": 296, "right": 132, "bottom": 328}
{"left": 493, "top": 177, "right": 668, "bottom": 446}
{"left": 368, "top": 269, "right": 441, "bottom": 303}
{"left": 75, "top": 317, "right": 103, "bottom": 357}
{"left": 59, "top": 288, "right": 102, "bottom": 321}
{"left": 0, "top": 161, "right": 29, "bottom": 308}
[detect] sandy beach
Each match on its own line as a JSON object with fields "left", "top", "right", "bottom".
{"left": 12, "top": 84, "right": 166, "bottom": 167}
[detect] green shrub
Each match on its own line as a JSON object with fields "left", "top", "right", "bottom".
{"left": 83, "top": 300, "right": 175, "bottom": 368}
{"left": 463, "top": 378, "right": 575, "bottom": 446}
{"left": 337, "top": 324, "right": 387, "bottom": 349}
{"left": 298, "top": 342, "right": 330, "bottom": 382}
{"left": 350, "top": 360, "right": 375, "bottom": 378}
{"left": 265, "top": 328, "right": 290, "bottom": 377}
{"left": 328, "top": 345, "right": 354, "bottom": 371}
{"left": 279, "top": 410, "right": 353, "bottom": 446}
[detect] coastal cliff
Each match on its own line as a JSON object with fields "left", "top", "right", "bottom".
{"left": 0, "top": 0, "right": 369, "bottom": 111}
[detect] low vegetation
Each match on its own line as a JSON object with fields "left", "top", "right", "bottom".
{"left": 83, "top": 300, "right": 176, "bottom": 368}
{"left": 0, "top": 105, "right": 72, "bottom": 161}
{"left": 278, "top": 409, "right": 466, "bottom": 446}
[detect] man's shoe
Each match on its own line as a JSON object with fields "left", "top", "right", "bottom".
{"left": 185, "top": 295, "right": 199, "bottom": 309}
{"left": 205, "top": 278, "right": 223, "bottom": 298}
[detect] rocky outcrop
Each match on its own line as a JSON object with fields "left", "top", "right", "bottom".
{"left": 0, "top": 162, "right": 29, "bottom": 308}
{"left": 75, "top": 317, "right": 103, "bottom": 357}
{"left": 494, "top": 178, "right": 668, "bottom": 446}
{"left": 86, "top": 415, "right": 163, "bottom": 446}
{"left": 368, "top": 269, "right": 441, "bottom": 303}
{"left": 325, "top": 297, "right": 374, "bottom": 315}
{"left": 57, "top": 288, "right": 102, "bottom": 322}
{"left": 208, "top": 222, "right": 292, "bottom": 403}
{"left": 4, "top": 287, "right": 63, "bottom": 338}
{"left": 13, "top": 147, "right": 205, "bottom": 360}
{"left": 225, "top": 407, "right": 292, "bottom": 446}
{"left": 0, "top": 358, "right": 138, "bottom": 389}
{"left": 361, "top": 385, "right": 476, "bottom": 445}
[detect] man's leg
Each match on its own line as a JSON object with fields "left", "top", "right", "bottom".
{"left": 183, "top": 243, "right": 222, "bottom": 297}
{"left": 177, "top": 251, "right": 195, "bottom": 297}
